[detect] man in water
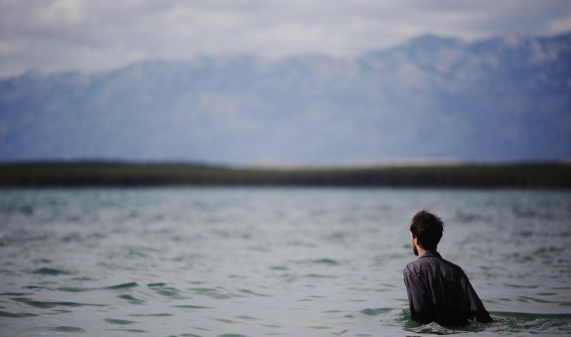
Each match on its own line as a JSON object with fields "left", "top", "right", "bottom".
{"left": 404, "top": 210, "right": 493, "bottom": 326}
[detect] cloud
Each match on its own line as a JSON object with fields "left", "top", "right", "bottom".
{"left": 0, "top": 0, "right": 570, "bottom": 77}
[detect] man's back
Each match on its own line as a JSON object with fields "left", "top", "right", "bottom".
{"left": 403, "top": 251, "right": 492, "bottom": 326}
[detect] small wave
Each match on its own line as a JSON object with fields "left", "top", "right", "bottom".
{"left": 118, "top": 294, "right": 146, "bottom": 304}
{"left": 25, "top": 285, "right": 47, "bottom": 290}
{"left": 308, "top": 325, "right": 330, "bottom": 330}
{"left": 187, "top": 287, "right": 233, "bottom": 300}
{"left": 404, "top": 322, "right": 476, "bottom": 335}
{"left": 323, "top": 310, "right": 343, "bottom": 314}
{"left": 503, "top": 283, "right": 539, "bottom": 289}
{"left": 304, "top": 273, "right": 337, "bottom": 279}
{"left": 494, "top": 311, "right": 571, "bottom": 318}
{"left": 1, "top": 292, "right": 32, "bottom": 296}
{"left": 294, "top": 258, "right": 342, "bottom": 266}
{"left": 104, "top": 318, "right": 137, "bottom": 325}
{"left": 12, "top": 297, "right": 106, "bottom": 309}
{"left": 108, "top": 328, "right": 148, "bottom": 333}
{"left": 57, "top": 287, "right": 93, "bottom": 293}
{"left": 49, "top": 326, "right": 86, "bottom": 333}
{"left": 298, "top": 295, "right": 325, "bottom": 302}
{"left": 129, "top": 313, "right": 173, "bottom": 317}
{"left": 516, "top": 295, "right": 558, "bottom": 304}
{"left": 148, "top": 283, "right": 189, "bottom": 299}
{"left": 360, "top": 307, "right": 393, "bottom": 316}
{"left": 211, "top": 318, "right": 236, "bottom": 324}
{"left": 31, "top": 267, "right": 73, "bottom": 276}
{"left": 491, "top": 311, "right": 571, "bottom": 321}
{"left": 103, "top": 282, "right": 139, "bottom": 290}
{"left": 396, "top": 310, "right": 571, "bottom": 335}
{"left": 0, "top": 310, "right": 38, "bottom": 318}
{"left": 238, "top": 289, "right": 271, "bottom": 297}
{"left": 171, "top": 305, "right": 212, "bottom": 309}
{"left": 489, "top": 312, "right": 571, "bottom": 334}
{"left": 148, "top": 282, "right": 166, "bottom": 287}
{"left": 313, "top": 258, "right": 341, "bottom": 265}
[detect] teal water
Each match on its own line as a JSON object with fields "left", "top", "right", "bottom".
{"left": 0, "top": 188, "right": 570, "bottom": 336}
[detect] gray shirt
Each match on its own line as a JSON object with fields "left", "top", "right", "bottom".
{"left": 403, "top": 251, "right": 492, "bottom": 326}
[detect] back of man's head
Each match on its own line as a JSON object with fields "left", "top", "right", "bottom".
{"left": 410, "top": 210, "right": 444, "bottom": 251}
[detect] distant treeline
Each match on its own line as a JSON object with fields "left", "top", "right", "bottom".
{"left": 0, "top": 161, "right": 570, "bottom": 189}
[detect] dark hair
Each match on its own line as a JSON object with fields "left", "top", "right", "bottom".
{"left": 410, "top": 210, "right": 444, "bottom": 251}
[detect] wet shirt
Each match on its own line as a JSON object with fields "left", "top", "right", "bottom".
{"left": 403, "top": 251, "right": 493, "bottom": 326}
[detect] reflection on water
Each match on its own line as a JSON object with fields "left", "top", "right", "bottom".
{"left": 0, "top": 188, "right": 570, "bottom": 336}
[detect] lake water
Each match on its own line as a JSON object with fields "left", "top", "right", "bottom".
{"left": 0, "top": 188, "right": 570, "bottom": 336}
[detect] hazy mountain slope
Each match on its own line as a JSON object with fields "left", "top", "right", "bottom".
{"left": 1, "top": 32, "right": 570, "bottom": 164}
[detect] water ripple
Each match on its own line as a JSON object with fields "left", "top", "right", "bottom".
{"left": 49, "top": 326, "right": 86, "bottom": 333}
{"left": 360, "top": 308, "right": 392, "bottom": 316}
{"left": 104, "top": 318, "right": 138, "bottom": 325}
{"left": 31, "top": 267, "right": 73, "bottom": 276}
{"left": 103, "top": 282, "right": 139, "bottom": 290}
{"left": 0, "top": 310, "right": 38, "bottom": 318}
{"left": 148, "top": 283, "right": 189, "bottom": 299}
{"left": 118, "top": 294, "right": 146, "bottom": 304}
{"left": 171, "top": 305, "right": 212, "bottom": 310}
{"left": 11, "top": 297, "right": 107, "bottom": 309}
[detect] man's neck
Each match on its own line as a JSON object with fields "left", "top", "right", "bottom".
{"left": 418, "top": 250, "right": 441, "bottom": 259}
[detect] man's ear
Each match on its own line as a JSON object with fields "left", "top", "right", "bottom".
{"left": 411, "top": 235, "right": 421, "bottom": 248}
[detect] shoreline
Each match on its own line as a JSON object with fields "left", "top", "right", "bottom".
{"left": 0, "top": 161, "right": 569, "bottom": 189}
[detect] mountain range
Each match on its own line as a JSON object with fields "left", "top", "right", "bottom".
{"left": 1, "top": 32, "right": 570, "bottom": 165}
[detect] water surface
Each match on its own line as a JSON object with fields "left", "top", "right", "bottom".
{"left": 1, "top": 188, "right": 570, "bottom": 336}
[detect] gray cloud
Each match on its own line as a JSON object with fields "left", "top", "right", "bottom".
{"left": 1, "top": 0, "right": 570, "bottom": 77}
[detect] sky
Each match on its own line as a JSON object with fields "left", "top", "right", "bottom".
{"left": 1, "top": 0, "right": 571, "bottom": 78}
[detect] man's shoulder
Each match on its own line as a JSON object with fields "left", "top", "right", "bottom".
{"left": 438, "top": 256, "right": 465, "bottom": 273}
{"left": 403, "top": 258, "right": 424, "bottom": 275}
{"left": 404, "top": 253, "right": 465, "bottom": 275}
